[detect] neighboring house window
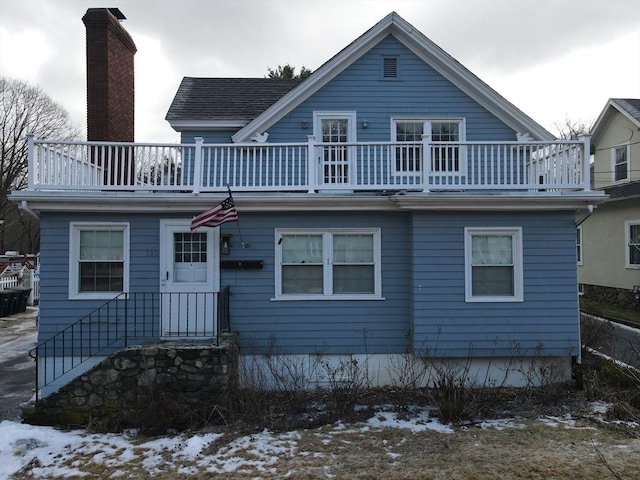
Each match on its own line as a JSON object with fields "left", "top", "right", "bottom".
{"left": 465, "top": 227, "right": 523, "bottom": 302}
{"left": 576, "top": 226, "right": 583, "bottom": 265}
{"left": 69, "top": 223, "right": 129, "bottom": 299}
{"left": 613, "top": 144, "right": 629, "bottom": 182}
{"left": 275, "top": 228, "right": 381, "bottom": 299}
{"left": 626, "top": 221, "right": 640, "bottom": 268}
{"left": 392, "top": 118, "right": 464, "bottom": 174}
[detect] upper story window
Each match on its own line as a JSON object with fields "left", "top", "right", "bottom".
{"left": 382, "top": 56, "right": 398, "bottom": 79}
{"left": 275, "top": 228, "right": 382, "bottom": 300}
{"left": 613, "top": 143, "right": 630, "bottom": 182}
{"left": 392, "top": 118, "right": 465, "bottom": 173}
{"left": 69, "top": 223, "right": 129, "bottom": 299}
{"left": 626, "top": 221, "right": 640, "bottom": 268}
{"left": 465, "top": 227, "right": 523, "bottom": 302}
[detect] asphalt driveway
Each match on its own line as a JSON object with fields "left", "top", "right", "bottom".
{"left": 0, "top": 308, "right": 37, "bottom": 422}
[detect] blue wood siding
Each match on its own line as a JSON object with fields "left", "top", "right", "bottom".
{"left": 37, "top": 213, "right": 162, "bottom": 343}
{"left": 411, "top": 211, "right": 580, "bottom": 358}
{"left": 180, "top": 35, "right": 517, "bottom": 146}
{"left": 221, "top": 212, "right": 411, "bottom": 355}
{"left": 39, "top": 209, "right": 578, "bottom": 359}
{"left": 259, "top": 35, "right": 516, "bottom": 144}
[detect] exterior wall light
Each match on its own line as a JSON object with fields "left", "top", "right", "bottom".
{"left": 362, "top": 119, "right": 368, "bottom": 129}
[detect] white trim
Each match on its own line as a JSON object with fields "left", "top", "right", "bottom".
{"left": 313, "top": 111, "right": 358, "bottom": 141}
{"left": 274, "top": 227, "right": 382, "bottom": 300}
{"left": 231, "top": 13, "right": 554, "bottom": 143}
{"left": 611, "top": 142, "right": 630, "bottom": 183}
{"left": 625, "top": 219, "right": 640, "bottom": 269}
{"left": 68, "top": 222, "right": 130, "bottom": 300}
{"left": 167, "top": 119, "right": 249, "bottom": 131}
{"left": 464, "top": 226, "right": 523, "bottom": 302}
{"left": 12, "top": 191, "right": 607, "bottom": 214}
{"left": 391, "top": 117, "right": 467, "bottom": 176}
{"left": 591, "top": 99, "right": 640, "bottom": 145}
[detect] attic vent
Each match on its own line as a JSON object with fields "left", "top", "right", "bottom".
{"left": 382, "top": 57, "right": 398, "bottom": 79}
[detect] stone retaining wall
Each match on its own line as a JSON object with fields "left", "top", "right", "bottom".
{"left": 22, "top": 335, "right": 238, "bottom": 429}
{"left": 581, "top": 284, "right": 638, "bottom": 310}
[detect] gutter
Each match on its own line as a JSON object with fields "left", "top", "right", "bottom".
{"left": 19, "top": 201, "right": 39, "bottom": 219}
{"left": 575, "top": 205, "right": 593, "bottom": 227}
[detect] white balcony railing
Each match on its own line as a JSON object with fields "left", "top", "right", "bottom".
{"left": 27, "top": 135, "right": 590, "bottom": 193}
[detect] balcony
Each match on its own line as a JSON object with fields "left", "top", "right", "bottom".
{"left": 27, "top": 135, "right": 591, "bottom": 194}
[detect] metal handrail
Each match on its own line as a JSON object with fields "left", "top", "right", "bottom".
{"left": 30, "top": 288, "right": 231, "bottom": 400}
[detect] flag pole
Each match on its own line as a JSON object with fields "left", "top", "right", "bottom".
{"left": 227, "top": 185, "right": 247, "bottom": 248}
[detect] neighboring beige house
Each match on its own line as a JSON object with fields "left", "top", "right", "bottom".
{"left": 578, "top": 98, "right": 640, "bottom": 308}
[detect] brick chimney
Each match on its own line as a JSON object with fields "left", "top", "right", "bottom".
{"left": 82, "top": 8, "right": 136, "bottom": 142}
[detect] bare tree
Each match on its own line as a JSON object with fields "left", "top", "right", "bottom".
{"left": 266, "top": 64, "right": 312, "bottom": 79}
{"left": 0, "top": 77, "right": 81, "bottom": 253}
{"left": 554, "top": 117, "right": 593, "bottom": 140}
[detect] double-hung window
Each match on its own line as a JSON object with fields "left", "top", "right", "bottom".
{"left": 465, "top": 227, "right": 523, "bottom": 302}
{"left": 69, "top": 223, "right": 129, "bottom": 299}
{"left": 613, "top": 144, "right": 629, "bottom": 182}
{"left": 275, "top": 228, "right": 381, "bottom": 299}
{"left": 626, "top": 221, "right": 640, "bottom": 268}
{"left": 392, "top": 118, "right": 464, "bottom": 174}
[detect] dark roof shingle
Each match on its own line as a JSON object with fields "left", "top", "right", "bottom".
{"left": 611, "top": 98, "right": 640, "bottom": 123}
{"left": 165, "top": 77, "right": 303, "bottom": 122}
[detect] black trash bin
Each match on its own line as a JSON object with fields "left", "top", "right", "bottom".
{"left": 0, "top": 290, "right": 13, "bottom": 317}
{"left": 9, "top": 287, "right": 32, "bottom": 313}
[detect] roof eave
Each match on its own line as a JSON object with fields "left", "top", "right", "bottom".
{"left": 232, "top": 12, "right": 555, "bottom": 143}
{"left": 591, "top": 99, "right": 640, "bottom": 144}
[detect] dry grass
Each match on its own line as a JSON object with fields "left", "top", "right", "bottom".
{"left": 17, "top": 415, "right": 639, "bottom": 480}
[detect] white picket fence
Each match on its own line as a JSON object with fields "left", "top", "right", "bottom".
{"left": 0, "top": 270, "right": 40, "bottom": 310}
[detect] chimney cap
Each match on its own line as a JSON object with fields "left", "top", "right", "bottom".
{"left": 107, "top": 8, "right": 126, "bottom": 20}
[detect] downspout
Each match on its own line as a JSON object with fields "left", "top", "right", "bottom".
{"left": 575, "top": 204, "right": 593, "bottom": 227}
{"left": 573, "top": 203, "right": 593, "bottom": 382}
{"left": 20, "top": 201, "right": 39, "bottom": 219}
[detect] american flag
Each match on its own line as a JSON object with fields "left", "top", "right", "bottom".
{"left": 190, "top": 195, "right": 238, "bottom": 231}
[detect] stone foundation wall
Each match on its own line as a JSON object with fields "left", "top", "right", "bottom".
{"left": 581, "top": 284, "right": 639, "bottom": 310}
{"left": 22, "top": 335, "right": 238, "bottom": 428}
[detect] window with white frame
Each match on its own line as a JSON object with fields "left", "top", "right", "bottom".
{"left": 613, "top": 144, "right": 629, "bottom": 182}
{"left": 275, "top": 229, "right": 381, "bottom": 299}
{"left": 576, "top": 226, "right": 583, "bottom": 265}
{"left": 626, "top": 220, "right": 640, "bottom": 268}
{"left": 392, "top": 118, "right": 464, "bottom": 173}
{"left": 465, "top": 227, "right": 523, "bottom": 302}
{"left": 69, "top": 223, "right": 129, "bottom": 299}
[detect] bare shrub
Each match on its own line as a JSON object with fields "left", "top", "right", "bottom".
{"left": 318, "top": 356, "right": 368, "bottom": 416}
{"left": 425, "top": 357, "right": 477, "bottom": 423}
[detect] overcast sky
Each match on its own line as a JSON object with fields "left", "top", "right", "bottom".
{"left": 1, "top": 0, "right": 639, "bottom": 142}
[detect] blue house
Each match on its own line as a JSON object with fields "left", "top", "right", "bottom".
{"left": 13, "top": 11, "right": 605, "bottom": 397}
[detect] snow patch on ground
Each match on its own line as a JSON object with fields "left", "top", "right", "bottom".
{"left": 1, "top": 405, "right": 637, "bottom": 478}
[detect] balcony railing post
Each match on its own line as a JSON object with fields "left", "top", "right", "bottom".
{"left": 421, "top": 134, "right": 431, "bottom": 192}
{"left": 307, "top": 135, "right": 317, "bottom": 193}
{"left": 193, "top": 137, "right": 204, "bottom": 194}
{"left": 580, "top": 135, "right": 591, "bottom": 191}
{"left": 27, "top": 134, "right": 36, "bottom": 189}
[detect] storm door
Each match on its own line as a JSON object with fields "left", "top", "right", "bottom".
{"left": 315, "top": 113, "right": 356, "bottom": 186}
{"left": 159, "top": 220, "right": 219, "bottom": 338}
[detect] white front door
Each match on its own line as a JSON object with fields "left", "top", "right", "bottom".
{"left": 159, "top": 219, "right": 219, "bottom": 338}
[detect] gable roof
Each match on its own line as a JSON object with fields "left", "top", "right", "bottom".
{"left": 166, "top": 78, "right": 302, "bottom": 130}
{"left": 166, "top": 12, "right": 555, "bottom": 141}
{"left": 591, "top": 98, "right": 640, "bottom": 145}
